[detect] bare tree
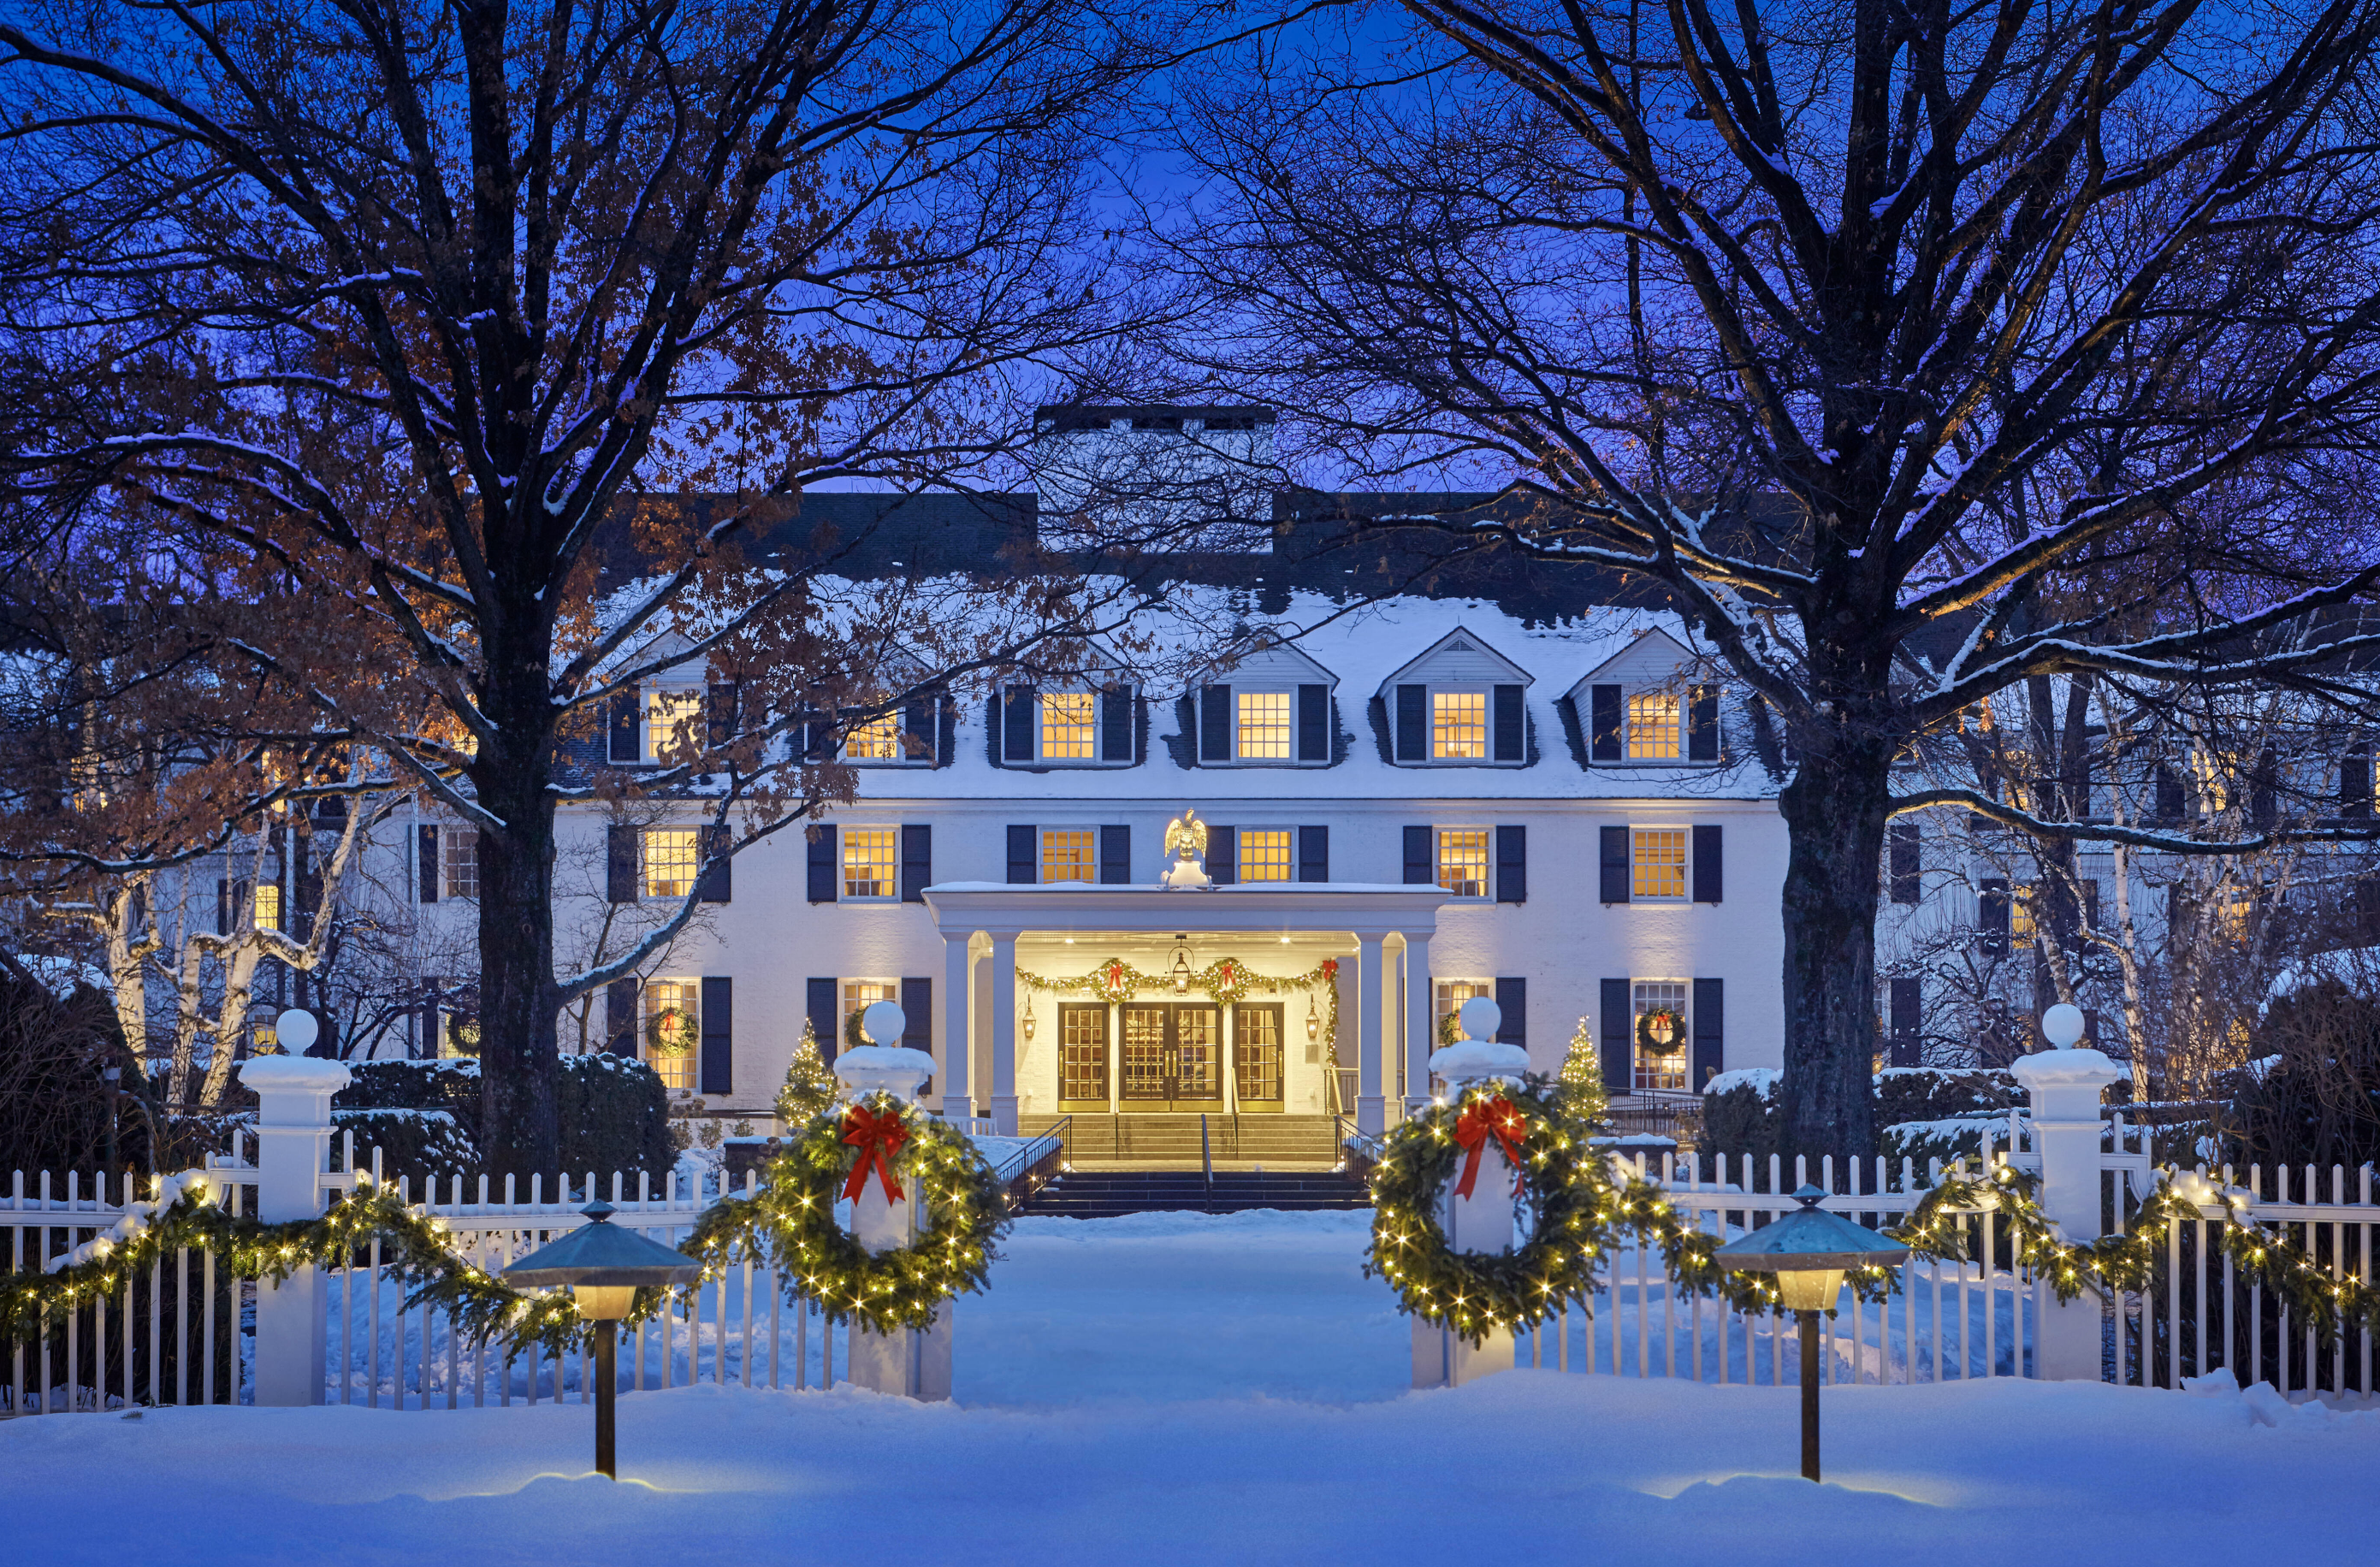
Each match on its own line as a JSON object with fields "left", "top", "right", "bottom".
{"left": 1174, "top": 0, "right": 2380, "bottom": 1155}
{"left": 0, "top": 0, "right": 1201, "bottom": 1172}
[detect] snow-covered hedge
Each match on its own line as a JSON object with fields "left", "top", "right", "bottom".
{"left": 333, "top": 1054, "right": 672, "bottom": 1182}
{"left": 1698, "top": 1067, "right": 2020, "bottom": 1186}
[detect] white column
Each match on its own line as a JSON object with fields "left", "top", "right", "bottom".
{"left": 1356, "top": 934, "right": 1386, "bottom": 1135}
{"left": 989, "top": 931, "right": 1021, "bottom": 1135}
{"left": 1402, "top": 932, "right": 1432, "bottom": 1121}
{"left": 2013, "top": 1028, "right": 2121, "bottom": 1381}
{"left": 837, "top": 1032, "right": 950, "bottom": 1401}
{"left": 241, "top": 1056, "right": 350, "bottom": 1407}
{"left": 939, "top": 933, "right": 974, "bottom": 1118}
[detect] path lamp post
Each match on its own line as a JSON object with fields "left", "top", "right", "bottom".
{"left": 502, "top": 1202, "right": 701, "bottom": 1480}
{"left": 1713, "top": 1186, "right": 1909, "bottom": 1483}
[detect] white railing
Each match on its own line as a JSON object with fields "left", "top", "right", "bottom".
{"left": 1520, "top": 1142, "right": 2042, "bottom": 1386}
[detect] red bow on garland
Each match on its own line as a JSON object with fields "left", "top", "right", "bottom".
{"left": 1452, "top": 1095, "right": 1529, "bottom": 1199}
{"left": 839, "top": 1105, "right": 909, "bottom": 1203}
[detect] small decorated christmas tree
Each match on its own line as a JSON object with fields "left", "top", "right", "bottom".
{"left": 775, "top": 1018, "right": 839, "bottom": 1127}
{"left": 1558, "top": 1015, "right": 1609, "bottom": 1126}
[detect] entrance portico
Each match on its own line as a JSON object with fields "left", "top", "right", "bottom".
{"left": 921, "top": 883, "right": 1451, "bottom": 1138}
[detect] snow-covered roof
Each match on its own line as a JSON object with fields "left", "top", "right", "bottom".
{"left": 1373, "top": 624, "right": 1534, "bottom": 695}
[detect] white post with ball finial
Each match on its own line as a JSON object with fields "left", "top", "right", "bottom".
{"left": 833, "top": 1000, "right": 952, "bottom": 1399}
{"left": 1412, "top": 996, "right": 1526, "bottom": 1388}
{"left": 240, "top": 1024, "right": 347, "bottom": 1407}
{"left": 2011, "top": 1002, "right": 2120, "bottom": 1381}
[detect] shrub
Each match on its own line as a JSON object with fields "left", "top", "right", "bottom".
{"left": 1698, "top": 1067, "right": 2022, "bottom": 1185}
{"left": 331, "top": 1052, "right": 672, "bottom": 1184}
{"left": 2224, "top": 980, "right": 2380, "bottom": 1177}
{"left": 1697, "top": 1068, "right": 1780, "bottom": 1181}
{"left": 332, "top": 1109, "right": 478, "bottom": 1192}
{"left": 0, "top": 971, "right": 147, "bottom": 1180}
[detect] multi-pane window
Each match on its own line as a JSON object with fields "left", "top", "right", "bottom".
{"left": 1240, "top": 829, "right": 1293, "bottom": 882}
{"left": 1237, "top": 692, "right": 1292, "bottom": 759}
{"left": 1626, "top": 693, "right": 1681, "bottom": 760}
{"left": 1432, "top": 691, "right": 1487, "bottom": 760}
{"left": 1041, "top": 829, "right": 1096, "bottom": 884}
{"left": 642, "top": 828, "right": 701, "bottom": 900}
{"left": 845, "top": 712, "right": 903, "bottom": 761}
{"left": 1434, "top": 979, "right": 1494, "bottom": 1042}
{"left": 1631, "top": 829, "right": 1688, "bottom": 900}
{"left": 252, "top": 884, "right": 281, "bottom": 931}
{"left": 1436, "top": 829, "right": 1490, "bottom": 898}
{"left": 643, "top": 979, "right": 699, "bottom": 1092}
{"left": 643, "top": 689, "right": 702, "bottom": 762}
{"left": 1040, "top": 693, "right": 1097, "bottom": 760}
{"left": 443, "top": 829, "right": 478, "bottom": 899}
{"left": 1632, "top": 980, "right": 1689, "bottom": 1091}
{"left": 2010, "top": 884, "right": 2038, "bottom": 945}
{"left": 843, "top": 828, "right": 897, "bottom": 898}
{"left": 843, "top": 979, "right": 898, "bottom": 1048}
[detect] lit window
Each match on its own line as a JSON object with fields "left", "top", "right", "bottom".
{"left": 642, "top": 828, "right": 701, "bottom": 900}
{"left": 844, "top": 828, "right": 897, "bottom": 898}
{"left": 1631, "top": 830, "right": 1687, "bottom": 900}
{"left": 444, "top": 830, "right": 478, "bottom": 899}
{"left": 252, "top": 884, "right": 281, "bottom": 931}
{"left": 846, "top": 713, "right": 903, "bottom": 761}
{"left": 1432, "top": 691, "right": 1486, "bottom": 760}
{"left": 1041, "top": 829, "right": 1096, "bottom": 884}
{"left": 844, "top": 979, "right": 898, "bottom": 1050}
{"left": 1041, "top": 693, "right": 1096, "bottom": 760}
{"left": 642, "top": 979, "right": 698, "bottom": 1091}
{"left": 1434, "top": 979, "right": 1494, "bottom": 1044}
{"left": 1627, "top": 693, "right": 1681, "bottom": 760}
{"left": 1237, "top": 692, "right": 1292, "bottom": 759}
{"left": 1632, "top": 981, "right": 1688, "bottom": 1091}
{"left": 643, "top": 689, "right": 702, "bottom": 762}
{"left": 1436, "top": 829, "right": 1489, "bottom": 898}
{"left": 2011, "top": 884, "right": 2037, "bottom": 944}
{"left": 1240, "top": 829, "right": 1293, "bottom": 882}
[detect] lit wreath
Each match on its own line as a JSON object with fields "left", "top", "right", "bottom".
{"left": 683, "top": 1091, "right": 1009, "bottom": 1333}
{"left": 1364, "top": 1078, "right": 1621, "bottom": 1345}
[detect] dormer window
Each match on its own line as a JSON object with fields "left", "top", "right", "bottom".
{"left": 1626, "top": 693, "right": 1682, "bottom": 760}
{"left": 1377, "top": 626, "right": 1532, "bottom": 768}
{"left": 845, "top": 712, "right": 903, "bottom": 761}
{"left": 1000, "top": 683, "right": 1135, "bottom": 766}
{"left": 1196, "top": 679, "right": 1333, "bottom": 766}
{"left": 1433, "top": 691, "right": 1489, "bottom": 760}
{"left": 1238, "top": 692, "right": 1292, "bottom": 759}
{"left": 1040, "top": 692, "right": 1098, "bottom": 760}
{"left": 1572, "top": 629, "right": 1724, "bottom": 768}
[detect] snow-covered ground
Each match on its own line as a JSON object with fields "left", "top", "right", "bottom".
{"left": 9, "top": 1210, "right": 2374, "bottom": 1565}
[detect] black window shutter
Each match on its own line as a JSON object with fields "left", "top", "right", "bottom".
{"left": 1395, "top": 684, "right": 1426, "bottom": 761}
{"left": 700, "top": 977, "right": 733, "bottom": 1096}
{"left": 806, "top": 825, "right": 838, "bottom": 903}
{"left": 607, "top": 687, "right": 641, "bottom": 763}
{"left": 901, "top": 824, "right": 932, "bottom": 902}
{"left": 807, "top": 978, "right": 839, "bottom": 1067}
{"left": 418, "top": 825, "right": 440, "bottom": 903}
{"left": 1297, "top": 825, "right": 1329, "bottom": 883}
{"left": 1007, "top": 825, "right": 1038, "bottom": 884}
{"left": 1495, "top": 977, "right": 1526, "bottom": 1048}
{"left": 698, "top": 825, "right": 732, "bottom": 903}
{"left": 2250, "top": 748, "right": 2276, "bottom": 825}
{"left": 1691, "top": 978, "right": 1725, "bottom": 1089}
{"left": 902, "top": 977, "right": 933, "bottom": 1091}
{"left": 1980, "top": 878, "right": 2010, "bottom": 955}
{"left": 607, "top": 825, "right": 636, "bottom": 903}
{"left": 1002, "top": 687, "right": 1034, "bottom": 762}
{"left": 1401, "top": 825, "right": 1433, "bottom": 885}
{"left": 1297, "top": 684, "right": 1328, "bottom": 761}
{"left": 1888, "top": 823, "right": 1921, "bottom": 903}
{"left": 798, "top": 710, "right": 828, "bottom": 761}
{"left": 1201, "top": 684, "right": 1231, "bottom": 761}
{"left": 1600, "top": 825, "right": 1630, "bottom": 903}
{"left": 2153, "top": 764, "right": 2185, "bottom": 823}
{"left": 935, "top": 695, "right": 956, "bottom": 766}
{"left": 1493, "top": 684, "right": 1524, "bottom": 761}
{"left": 2343, "top": 750, "right": 2373, "bottom": 818}
{"left": 903, "top": 699, "right": 932, "bottom": 762}
{"left": 1688, "top": 684, "right": 1720, "bottom": 761}
{"left": 1209, "top": 825, "right": 1238, "bottom": 885}
{"left": 1889, "top": 976, "right": 1921, "bottom": 1067}
{"left": 1600, "top": 979, "right": 1631, "bottom": 1091}
{"left": 1099, "top": 825, "right": 1130, "bottom": 884}
{"left": 707, "top": 683, "right": 740, "bottom": 747}
{"left": 606, "top": 979, "right": 638, "bottom": 1056}
{"left": 1590, "top": 684, "right": 1623, "bottom": 761}
{"left": 1495, "top": 825, "right": 1526, "bottom": 903}
{"left": 1691, "top": 824, "right": 1723, "bottom": 903}
{"left": 1102, "top": 685, "right": 1132, "bottom": 762}
{"left": 216, "top": 878, "right": 231, "bottom": 935}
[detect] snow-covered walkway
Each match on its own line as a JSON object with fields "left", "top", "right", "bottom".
{"left": 7, "top": 1210, "right": 2372, "bottom": 1565}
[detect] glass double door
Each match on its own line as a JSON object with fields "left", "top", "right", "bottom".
{"left": 1121, "top": 1002, "right": 1222, "bottom": 1109}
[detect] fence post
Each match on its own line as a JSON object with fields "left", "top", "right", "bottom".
{"left": 1412, "top": 997, "right": 1524, "bottom": 1389}
{"left": 836, "top": 1003, "right": 951, "bottom": 1400}
{"left": 2010, "top": 1006, "right": 2118, "bottom": 1382}
{"left": 240, "top": 1056, "right": 352, "bottom": 1407}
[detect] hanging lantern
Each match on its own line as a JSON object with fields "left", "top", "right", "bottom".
{"left": 1021, "top": 992, "right": 1037, "bottom": 1042}
{"left": 1305, "top": 995, "right": 1320, "bottom": 1042}
{"left": 1171, "top": 937, "right": 1193, "bottom": 995}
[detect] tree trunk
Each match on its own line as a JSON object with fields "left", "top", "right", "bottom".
{"left": 474, "top": 748, "right": 561, "bottom": 1178}
{"left": 1775, "top": 729, "right": 1892, "bottom": 1162}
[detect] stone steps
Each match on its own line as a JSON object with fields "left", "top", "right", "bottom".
{"left": 1015, "top": 1168, "right": 1374, "bottom": 1219}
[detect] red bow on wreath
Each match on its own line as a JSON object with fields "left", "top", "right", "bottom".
{"left": 1452, "top": 1095, "right": 1529, "bottom": 1199}
{"left": 839, "top": 1104, "right": 909, "bottom": 1203}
